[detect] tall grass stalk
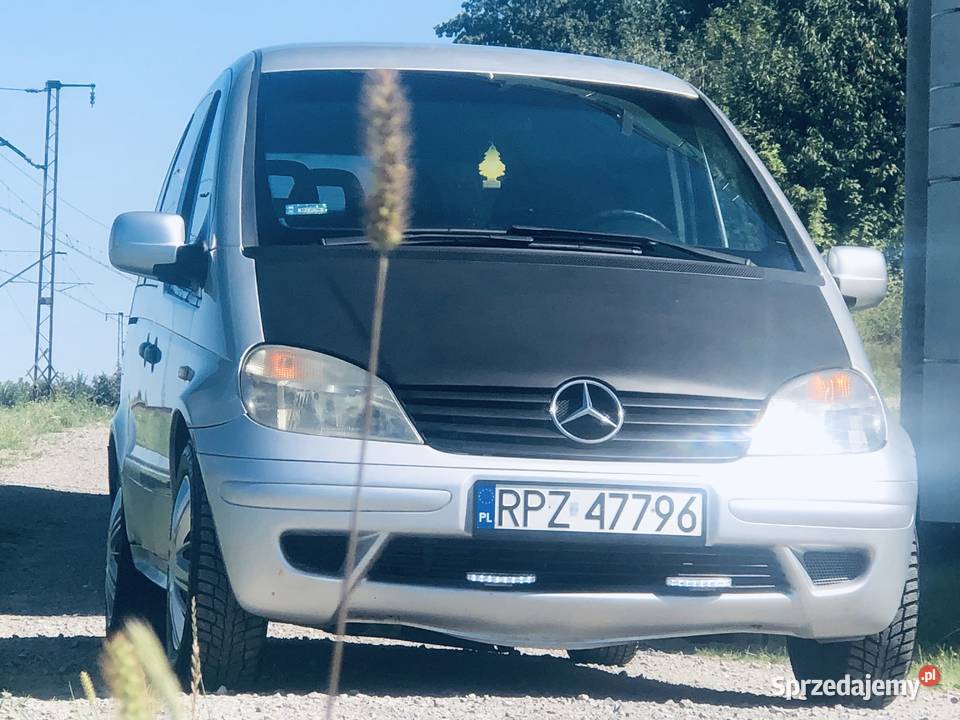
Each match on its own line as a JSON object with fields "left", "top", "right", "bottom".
{"left": 79, "top": 670, "right": 97, "bottom": 704}
{"left": 102, "top": 631, "right": 151, "bottom": 720}
{"left": 325, "top": 68, "right": 411, "bottom": 720}
{"left": 191, "top": 596, "right": 202, "bottom": 720}
{"left": 102, "top": 619, "right": 184, "bottom": 720}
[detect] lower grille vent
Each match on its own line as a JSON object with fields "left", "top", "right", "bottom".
{"left": 370, "top": 536, "right": 788, "bottom": 593}
{"left": 801, "top": 551, "right": 868, "bottom": 585}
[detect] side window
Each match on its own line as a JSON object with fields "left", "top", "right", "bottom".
{"left": 157, "top": 93, "right": 216, "bottom": 215}
{"left": 182, "top": 92, "right": 222, "bottom": 245}
{"left": 158, "top": 115, "right": 198, "bottom": 214}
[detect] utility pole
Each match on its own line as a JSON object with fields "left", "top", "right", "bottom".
{"left": 27, "top": 80, "right": 95, "bottom": 397}
{"left": 105, "top": 311, "right": 125, "bottom": 372}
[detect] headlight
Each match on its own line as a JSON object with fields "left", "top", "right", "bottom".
{"left": 748, "top": 369, "right": 885, "bottom": 455}
{"left": 240, "top": 345, "right": 421, "bottom": 443}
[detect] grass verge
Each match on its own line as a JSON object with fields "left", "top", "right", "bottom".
{"left": 0, "top": 397, "right": 111, "bottom": 466}
{"left": 853, "top": 278, "right": 902, "bottom": 412}
{"left": 691, "top": 642, "right": 959, "bottom": 690}
{"left": 916, "top": 647, "right": 960, "bottom": 689}
{"left": 863, "top": 339, "right": 900, "bottom": 413}
{"left": 686, "top": 549, "right": 960, "bottom": 690}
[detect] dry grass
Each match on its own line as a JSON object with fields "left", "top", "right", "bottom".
{"left": 326, "top": 67, "right": 413, "bottom": 720}
{"left": 79, "top": 670, "right": 97, "bottom": 703}
{"left": 0, "top": 398, "right": 110, "bottom": 465}
{"left": 191, "top": 597, "right": 202, "bottom": 719}
{"left": 102, "top": 619, "right": 184, "bottom": 720}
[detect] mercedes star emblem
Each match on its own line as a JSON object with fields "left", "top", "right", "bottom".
{"left": 549, "top": 379, "right": 625, "bottom": 444}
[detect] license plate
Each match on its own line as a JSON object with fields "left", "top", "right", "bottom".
{"left": 474, "top": 482, "right": 705, "bottom": 538}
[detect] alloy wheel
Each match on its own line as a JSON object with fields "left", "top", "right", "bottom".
{"left": 105, "top": 489, "right": 125, "bottom": 628}
{"left": 167, "top": 475, "right": 192, "bottom": 655}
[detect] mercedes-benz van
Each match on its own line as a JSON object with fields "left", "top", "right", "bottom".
{"left": 105, "top": 44, "right": 917, "bottom": 702}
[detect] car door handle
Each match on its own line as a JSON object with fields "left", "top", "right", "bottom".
{"left": 138, "top": 335, "right": 162, "bottom": 367}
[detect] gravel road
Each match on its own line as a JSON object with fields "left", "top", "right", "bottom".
{"left": 0, "top": 423, "right": 957, "bottom": 719}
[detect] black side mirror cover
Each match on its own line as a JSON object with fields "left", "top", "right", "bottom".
{"left": 153, "top": 243, "right": 208, "bottom": 289}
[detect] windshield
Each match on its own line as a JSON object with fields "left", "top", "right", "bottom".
{"left": 254, "top": 70, "right": 800, "bottom": 270}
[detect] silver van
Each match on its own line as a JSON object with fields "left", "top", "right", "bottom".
{"left": 105, "top": 43, "right": 918, "bottom": 699}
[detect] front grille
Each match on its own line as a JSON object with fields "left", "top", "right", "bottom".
{"left": 394, "top": 385, "right": 763, "bottom": 461}
{"left": 368, "top": 536, "right": 789, "bottom": 594}
{"left": 801, "top": 551, "right": 868, "bottom": 585}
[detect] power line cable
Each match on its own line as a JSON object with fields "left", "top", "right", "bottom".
{"left": 0, "top": 198, "right": 133, "bottom": 283}
{"left": 1, "top": 177, "right": 108, "bottom": 262}
{"left": 2, "top": 264, "right": 107, "bottom": 316}
{"left": 0, "top": 254, "right": 46, "bottom": 290}
{"left": 59, "top": 287, "right": 109, "bottom": 316}
{"left": 0, "top": 203, "right": 40, "bottom": 230}
{"left": 0, "top": 155, "right": 111, "bottom": 229}
{"left": 0, "top": 177, "right": 40, "bottom": 218}
{"left": 0, "top": 264, "right": 90, "bottom": 287}
{"left": 0, "top": 279, "right": 90, "bottom": 287}
{"left": 62, "top": 196, "right": 111, "bottom": 230}
{"left": 0, "top": 135, "right": 44, "bottom": 169}
{"left": 0, "top": 153, "right": 39, "bottom": 182}
{"left": 59, "top": 234, "right": 134, "bottom": 283}
{"left": 62, "top": 253, "right": 110, "bottom": 307}
{"left": 2, "top": 286, "right": 31, "bottom": 329}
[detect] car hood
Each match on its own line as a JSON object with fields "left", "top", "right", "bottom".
{"left": 251, "top": 246, "right": 848, "bottom": 399}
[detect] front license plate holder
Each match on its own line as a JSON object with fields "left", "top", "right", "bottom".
{"left": 472, "top": 481, "right": 707, "bottom": 546}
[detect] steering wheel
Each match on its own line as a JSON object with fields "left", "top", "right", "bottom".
{"left": 589, "top": 209, "right": 676, "bottom": 243}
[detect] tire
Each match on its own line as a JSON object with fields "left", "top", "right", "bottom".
{"left": 787, "top": 538, "right": 919, "bottom": 708}
{"left": 166, "top": 443, "right": 267, "bottom": 690}
{"left": 567, "top": 643, "right": 639, "bottom": 667}
{"left": 105, "top": 487, "right": 164, "bottom": 635}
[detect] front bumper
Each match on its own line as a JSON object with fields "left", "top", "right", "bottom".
{"left": 193, "top": 415, "right": 916, "bottom": 649}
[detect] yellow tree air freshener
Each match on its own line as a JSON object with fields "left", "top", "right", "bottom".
{"left": 478, "top": 144, "right": 506, "bottom": 189}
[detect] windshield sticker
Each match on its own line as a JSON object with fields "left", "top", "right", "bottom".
{"left": 285, "top": 203, "right": 329, "bottom": 216}
{"left": 479, "top": 144, "right": 506, "bottom": 189}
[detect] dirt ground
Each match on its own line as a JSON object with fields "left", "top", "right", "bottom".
{"left": 0, "top": 423, "right": 957, "bottom": 718}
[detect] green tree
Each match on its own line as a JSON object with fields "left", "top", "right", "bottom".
{"left": 680, "top": 0, "right": 906, "bottom": 255}
{"left": 438, "top": 0, "right": 906, "bottom": 259}
{"left": 436, "top": 0, "right": 722, "bottom": 67}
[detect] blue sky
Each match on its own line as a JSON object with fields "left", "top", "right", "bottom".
{"left": 0, "top": 0, "right": 461, "bottom": 381}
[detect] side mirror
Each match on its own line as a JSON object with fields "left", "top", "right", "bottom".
{"left": 109, "top": 211, "right": 205, "bottom": 285}
{"left": 825, "top": 246, "right": 888, "bottom": 311}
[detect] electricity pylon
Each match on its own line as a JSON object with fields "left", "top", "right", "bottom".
{"left": 28, "top": 80, "right": 95, "bottom": 396}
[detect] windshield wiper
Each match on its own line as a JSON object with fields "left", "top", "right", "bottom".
{"left": 325, "top": 229, "right": 642, "bottom": 255}
{"left": 322, "top": 228, "right": 534, "bottom": 248}
{"left": 323, "top": 227, "right": 752, "bottom": 266}
{"left": 507, "top": 226, "right": 753, "bottom": 266}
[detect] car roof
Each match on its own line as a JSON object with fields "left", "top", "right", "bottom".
{"left": 257, "top": 43, "right": 699, "bottom": 99}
